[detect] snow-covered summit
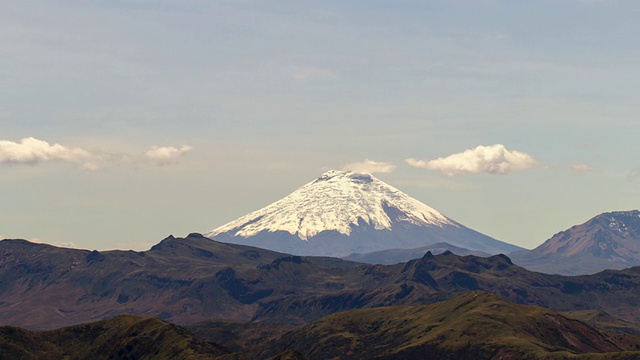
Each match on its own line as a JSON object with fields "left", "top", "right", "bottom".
{"left": 205, "top": 170, "right": 522, "bottom": 257}
{"left": 205, "top": 170, "right": 456, "bottom": 241}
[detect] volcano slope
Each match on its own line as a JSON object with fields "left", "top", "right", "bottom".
{"left": 206, "top": 170, "right": 522, "bottom": 257}
{"left": 6, "top": 234, "right": 640, "bottom": 330}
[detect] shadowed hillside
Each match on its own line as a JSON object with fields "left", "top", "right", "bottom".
{"left": 262, "top": 291, "right": 640, "bottom": 359}
{"left": 7, "top": 235, "right": 640, "bottom": 331}
{"left": 0, "top": 314, "right": 238, "bottom": 359}
{"left": 3, "top": 294, "right": 640, "bottom": 359}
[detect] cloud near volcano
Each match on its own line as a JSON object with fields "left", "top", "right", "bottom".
{"left": 406, "top": 144, "right": 537, "bottom": 176}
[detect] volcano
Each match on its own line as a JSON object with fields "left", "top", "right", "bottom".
{"left": 205, "top": 170, "right": 522, "bottom": 257}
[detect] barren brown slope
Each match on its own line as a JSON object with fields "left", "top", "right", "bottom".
{"left": 511, "top": 210, "right": 640, "bottom": 275}
{"left": 563, "top": 309, "right": 640, "bottom": 337}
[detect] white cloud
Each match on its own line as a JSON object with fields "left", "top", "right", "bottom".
{"left": 0, "top": 138, "right": 197, "bottom": 170}
{"left": 406, "top": 144, "right": 537, "bottom": 176}
{"left": 0, "top": 137, "right": 94, "bottom": 167}
{"left": 629, "top": 169, "right": 640, "bottom": 182}
{"left": 144, "top": 145, "right": 192, "bottom": 165}
{"left": 343, "top": 159, "right": 396, "bottom": 174}
{"left": 571, "top": 163, "right": 594, "bottom": 172}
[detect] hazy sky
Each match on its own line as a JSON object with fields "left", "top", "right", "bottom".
{"left": 2, "top": 0, "right": 639, "bottom": 251}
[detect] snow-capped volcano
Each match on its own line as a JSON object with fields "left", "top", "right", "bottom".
{"left": 206, "top": 170, "right": 522, "bottom": 257}
{"left": 208, "top": 170, "right": 453, "bottom": 240}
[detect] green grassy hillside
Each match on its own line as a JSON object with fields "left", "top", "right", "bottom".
{"left": 0, "top": 314, "right": 237, "bottom": 360}
{"left": 3, "top": 294, "right": 640, "bottom": 359}
{"left": 263, "top": 291, "right": 640, "bottom": 359}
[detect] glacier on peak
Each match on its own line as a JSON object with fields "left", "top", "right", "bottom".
{"left": 205, "top": 170, "right": 455, "bottom": 241}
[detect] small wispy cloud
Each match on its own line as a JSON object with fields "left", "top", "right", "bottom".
{"left": 571, "top": 163, "right": 594, "bottom": 173}
{"left": 629, "top": 169, "right": 640, "bottom": 183}
{"left": 56, "top": 241, "right": 78, "bottom": 248}
{"left": 406, "top": 144, "right": 537, "bottom": 176}
{"left": 30, "top": 237, "right": 78, "bottom": 248}
{"left": 0, "top": 137, "right": 96, "bottom": 169}
{"left": 0, "top": 138, "right": 195, "bottom": 170}
{"left": 292, "top": 67, "right": 337, "bottom": 81}
{"left": 343, "top": 159, "right": 396, "bottom": 174}
{"left": 82, "top": 162, "right": 101, "bottom": 171}
{"left": 144, "top": 145, "right": 192, "bottom": 166}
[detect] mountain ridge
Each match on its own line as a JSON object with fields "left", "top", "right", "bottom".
{"left": 342, "top": 242, "right": 491, "bottom": 265}
{"left": 4, "top": 294, "right": 640, "bottom": 359}
{"left": 511, "top": 210, "right": 640, "bottom": 275}
{"left": 262, "top": 290, "right": 640, "bottom": 359}
{"left": 8, "top": 234, "right": 640, "bottom": 331}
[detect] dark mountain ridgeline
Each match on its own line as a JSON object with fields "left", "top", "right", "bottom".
{"left": 0, "top": 234, "right": 367, "bottom": 330}
{"left": 6, "top": 234, "right": 640, "bottom": 332}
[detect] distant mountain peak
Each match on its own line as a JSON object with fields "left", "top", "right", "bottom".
{"left": 206, "top": 170, "right": 454, "bottom": 241}
{"left": 595, "top": 210, "right": 640, "bottom": 237}
{"left": 510, "top": 210, "right": 640, "bottom": 275}
{"left": 314, "top": 169, "right": 373, "bottom": 183}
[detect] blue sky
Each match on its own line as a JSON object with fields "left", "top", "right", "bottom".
{"left": 2, "top": 0, "right": 639, "bottom": 250}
